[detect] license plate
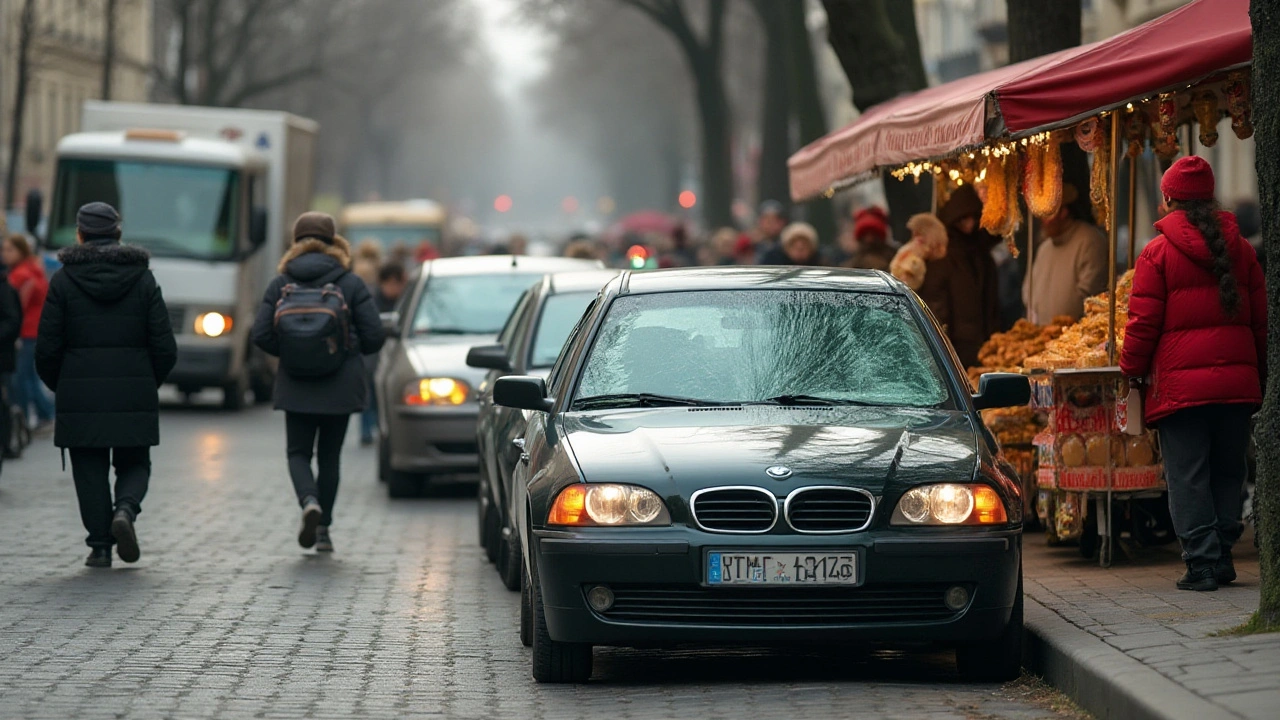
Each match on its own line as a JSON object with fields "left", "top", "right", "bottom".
{"left": 707, "top": 551, "right": 858, "bottom": 585}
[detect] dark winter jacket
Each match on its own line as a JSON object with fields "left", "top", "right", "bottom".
{"left": 1120, "top": 210, "right": 1267, "bottom": 424}
{"left": 0, "top": 267, "right": 21, "bottom": 373}
{"left": 35, "top": 243, "right": 178, "bottom": 448}
{"left": 251, "top": 237, "right": 384, "bottom": 415}
{"left": 916, "top": 228, "right": 1001, "bottom": 368}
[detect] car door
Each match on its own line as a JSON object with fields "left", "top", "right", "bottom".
{"left": 481, "top": 288, "right": 534, "bottom": 515}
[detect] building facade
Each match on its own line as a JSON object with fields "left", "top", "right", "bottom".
{"left": 0, "top": 0, "right": 152, "bottom": 213}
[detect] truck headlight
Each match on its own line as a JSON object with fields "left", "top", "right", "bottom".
{"left": 194, "top": 312, "right": 232, "bottom": 337}
{"left": 403, "top": 377, "right": 470, "bottom": 406}
{"left": 890, "top": 484, "right": 1008, "bottom": 525}
{"left": 548, "top": 484, "right": 671, "bottom": 526}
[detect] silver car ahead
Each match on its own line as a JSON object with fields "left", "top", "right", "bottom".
{"left": 375, "top": 255, "right": 603, "bottom": 497}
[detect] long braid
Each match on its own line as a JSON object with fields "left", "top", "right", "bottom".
{"left": 1178, "top": 199, "right": 1241, "bottom": 316}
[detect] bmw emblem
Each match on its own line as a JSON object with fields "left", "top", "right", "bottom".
{"left": 765, "top": 466, "right": 793, "bottom": 480}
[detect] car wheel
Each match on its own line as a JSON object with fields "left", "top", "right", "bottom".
{"left": 483, "top": 502, "right": 501, "bottom": 564}
{"left": 956, "top": 567, "right": 1023, "bottom": 682}
{"left": 499, "top": 531, "right": 522, "bottom": 592}
{"left": 520, "top": 561, "right": 533, "bottom": 648}
{"left": 377, "top": 437, "right": 391, "bottom": 483}
{"left": 387, "top": 471, "right": 423, "bottom": 499}
{"left": 531, "top": 558, "right": 592, "bottom": 683}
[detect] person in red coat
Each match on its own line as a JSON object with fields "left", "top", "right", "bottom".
{"left": 2, "top": 234, "right": 55, "bottom": 432}
{"left": 1120, "top": 156, "right": 1266, "bottom": 592}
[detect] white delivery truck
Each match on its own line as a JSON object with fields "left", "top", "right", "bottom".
{"left": 37, "top": 101, "right": 318, "bottom": 409}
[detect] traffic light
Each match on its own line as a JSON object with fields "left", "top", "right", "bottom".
{"left": 494, "top": 195, "right": 513, "bottom": 213}
{"left": 678, "top": 190, "right": 697, "bottom": 209}
{"left": 626, "top": 244, "right": 649, "bottom": 269}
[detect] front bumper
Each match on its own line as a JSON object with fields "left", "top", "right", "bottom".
{"left": 386, "top": 403, "right": 481, "bottom": 474}
{"left": 533, "top": 528, "right": 1020, "bottom": 647}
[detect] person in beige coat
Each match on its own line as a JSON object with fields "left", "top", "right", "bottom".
{"left": 1022, "top": 185, "right": 1108, "bottom": 323}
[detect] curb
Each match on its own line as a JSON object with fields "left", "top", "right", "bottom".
{"left": 1023, "top": 597, "right": 1238, "bottom": 720}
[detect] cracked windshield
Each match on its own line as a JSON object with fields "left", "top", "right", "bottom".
{"left": 578, "top": 290, "right": 949, "bottom": 408}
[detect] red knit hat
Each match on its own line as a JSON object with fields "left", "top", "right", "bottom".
{"left": 853, "top": 207, "right": 889, "bottom": 240}
{"left": 1160, "top": 156, "right": 1216, "bottom": 201}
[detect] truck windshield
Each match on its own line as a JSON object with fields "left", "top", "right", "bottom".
{"left": 344, "top": 225, "right": 442, "bottom": 250}
{"left": 50, "top": 159, "right": 240, "bottom": 260}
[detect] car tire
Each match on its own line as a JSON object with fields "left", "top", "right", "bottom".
{"left": 483, "top": 502, "right": 501, "bottom": 564}
{"left": 956, "top": 567, "right": 1023, "bottom": 682}
{"left": 519, "top": 561, "right": 533, "bottom": 648}
{"left": 499, "top": 531, "right": 522, "bottom": 592}
{"left": 531, "top": 558, "right": 592, "bottom": 683}
{"left": 377, "top": 437, "right": 391, "bottom": 483}
{"left": 387, "top": 471, "right": 423, "bottom": 499}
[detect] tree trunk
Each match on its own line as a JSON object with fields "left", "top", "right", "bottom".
{"left": 176, "top": 0, "right": 192, "bottom": 104}
{"left": 822, "top": 0, "right": 930, "bottom": 242}
{"left": 1007, "top": 0, "right": 1090, "bottom": 251}
{"left": 1251, "top": 0, "right": 1280, "bottom": 627}
{"left": 755, "top": 1, "right": 792, "bottom": 212}
{"left": 101, "top": 0, "right": 118, "bottom": 99}
{"left": 691, "top": 55, "right": 735, "bottom": 228}
{"left": 781, "top": 0, "right": 837, "bottom": 245}
{"left": 4, "top": 0, "right": 37, "bottom": 210}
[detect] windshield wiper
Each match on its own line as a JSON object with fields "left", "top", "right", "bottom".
{"left": 750, "top": 394, "right": 885, "bottom": 407}
{"left": 573, "top": 393, "right": 726, "bottom": 410}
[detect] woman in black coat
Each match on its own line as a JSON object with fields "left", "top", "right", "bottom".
{"left": 35, "top": 202, "right": 178, "bottom": 568}
{"left": 251, "top": 212, "right": 383, "bottom": 553}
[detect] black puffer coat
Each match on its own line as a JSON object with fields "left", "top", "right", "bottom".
{"left": 251, "top": 238, "right": 384, "bottom": 415}
{"left": 35, "top": 243, "right": 178, "bottom": 448}
{"left": 0, "top": 267, "right": 22, "bottom": 373}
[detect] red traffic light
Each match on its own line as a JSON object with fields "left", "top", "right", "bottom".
{"left": 494, "top": 195, "right": 513, "bottom": 213}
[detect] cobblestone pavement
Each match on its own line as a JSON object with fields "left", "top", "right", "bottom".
{"left": 1025, "top": 524, "right": 1279, "bottom": 719}
{"left": 0, "top": 405, "right": 1081, "bottom": 719}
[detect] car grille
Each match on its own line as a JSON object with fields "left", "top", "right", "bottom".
{"left": 169, "top": 306, "right": 186, "bottom": 335}
{"left": 691, "top": 487, "right": 778, "bottom": 533}
{"left": 785, "top": 487, "right": 875, "bottom": 533}
{"left": 596, "top": 584, "right": 961, "bottom": 626}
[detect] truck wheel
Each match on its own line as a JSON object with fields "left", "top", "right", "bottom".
{"left": 387, "top": 471, "right": 423, "bottom": 499}
{"left": 956, "top": 568, "right": 1023, "bottom": 682}
{"left": 222, "top": 374, "right": 248, "bottom": 411}
{"left": 531, "top": 558, "right": 592, "bottom": 683}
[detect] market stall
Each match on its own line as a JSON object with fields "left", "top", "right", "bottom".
{"left": 787, "top": 0, "right": 1253, "bottom": 566}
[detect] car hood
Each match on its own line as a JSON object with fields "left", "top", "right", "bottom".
{"left": 560, "top": 406, "right": 979, "bottom": 496}
{"left": 404, "top": 334, "right": 494, "bottom": 388}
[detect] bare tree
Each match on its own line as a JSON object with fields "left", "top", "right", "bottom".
{"left": 4, "top": 0, "right": 37, "bottom": 210}
{"left": 101, "top": 0, "right": 119, "bottom": 99}
{"left": 751, "top": 0, "right": 790, "bottom": 209}
{"left": 781, "top": 1, "right": 836, "bottom": 246}
{"left": 1250, "top": 0, "right": 1280, "bottom": 631}
{"left": 821, "top": 0, "right": 930, "bottom": 240}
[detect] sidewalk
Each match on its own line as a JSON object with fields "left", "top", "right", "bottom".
{"left": 1023, "top": 525, "right": 1279, "bottom": 720}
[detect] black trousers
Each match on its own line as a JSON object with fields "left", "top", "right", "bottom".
{"left": 285, "top": 412, "right": 350, "bottom": 527}
{"left": 69, "top": 447, "right": 150, "bottom": 549}
{"left": 1158, "top": 404, "right": 1251, "bottom": 569}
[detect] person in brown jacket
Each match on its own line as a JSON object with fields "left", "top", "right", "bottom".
{"left": 916, "top": 185, "right": 1001, "bottom": 367}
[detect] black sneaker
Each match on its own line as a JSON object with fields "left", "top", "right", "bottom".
{"left": 299, "top": 499, "right": 322, "bottom": 548}
{"left": 315, "top": 526, "right": 334, "bottom": 553}
{"left": 1177, "top": 566, "right": 1219, "bottom": 592}
{"left": 1215, "top": 550, "right": 1237, "bottom": 585}
{"left": 85, "top": 547, "right": 112, "bottom": 568}
{"left": 111, "top": 510, "right": 140, "bottom": 563}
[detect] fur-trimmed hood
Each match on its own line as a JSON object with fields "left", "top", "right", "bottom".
{"left": 278, "top": 235, "right": 351, "bottom": 275}
{"left": 56, "top": 243, "right": 152, "bottom": 303}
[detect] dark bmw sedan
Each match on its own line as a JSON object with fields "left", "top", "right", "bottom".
{"left": 493, "top": 267, "right": 1031, "bottom": 684}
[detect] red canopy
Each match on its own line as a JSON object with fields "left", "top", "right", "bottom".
{"left": 994, "top": 0, "right": 1251, "bottom": 134}
{"left": 788, "top": 0, "right": 1252, "bottom": 201}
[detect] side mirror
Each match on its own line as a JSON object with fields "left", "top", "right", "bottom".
{"left": 249, "top": 207, "right": 268, "bottom": 249}
{"left": 24, "top": 189, "right": 43, "bottom": 238}
{"left": 466, "top": 343, "right": 512, "bottom": 372}
{"left": 973, "top": 372, "right": 1031, "bottom": 411}
{"left": 380, "top": 311, "right": 401, "bottom": 337}
{"left": 494, "top": 376, "right": 552, "bottom": 412}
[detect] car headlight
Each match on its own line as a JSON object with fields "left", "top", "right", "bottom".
{"left": 403, "top": 377, "right": 470, "bottom": 406}
{"left": 548, "top": 483, "right": 671, "bottom": 526}
{"left": 193, "top": 312, "right": 232, "bottom": 338}
{"left": 890, "top": 483, "right": 1008, "bottom": 525}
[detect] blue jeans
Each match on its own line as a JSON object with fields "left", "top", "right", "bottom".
{"left": 11, "top": 339, "right": 53, "bottom": 425}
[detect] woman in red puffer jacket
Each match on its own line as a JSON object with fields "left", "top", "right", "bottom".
{"left": 3, "top": 234, "right": 55, "bottom": 432}
{"left": 1120, "top": 156, "right": 1266, "bottom": 593}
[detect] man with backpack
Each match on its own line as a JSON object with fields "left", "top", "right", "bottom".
{"left": 251, "top": 212, "right": 383, "bottom": 553}
{"left": 35, "top": 202, "right": 178, "bottom": 568}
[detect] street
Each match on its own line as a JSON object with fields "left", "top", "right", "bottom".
{"left": 0, "top": 404, "right": 1080, "bottom": 720}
